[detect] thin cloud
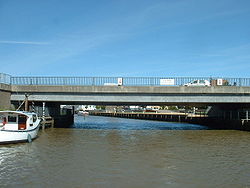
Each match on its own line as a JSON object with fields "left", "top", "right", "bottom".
{"left": 0, "top": 40, "right": 50, "bottom": 45}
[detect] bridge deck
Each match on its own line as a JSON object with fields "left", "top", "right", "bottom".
{"left": 10, "top": 85, "right": 250, "bottom": 105}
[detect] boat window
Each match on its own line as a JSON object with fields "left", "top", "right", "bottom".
{"left": 200, "top": 80, "right": 205, "bottom": 84}
{"left": 18, "top": 115, "right": 27, "bottom": 124}
{"left": 33, "top": 115, "right": 37, "bottom": 122}
{"left": 8, "top": 116, "right": 17, "bottom": 123}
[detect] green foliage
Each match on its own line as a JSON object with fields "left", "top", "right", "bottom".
{"left": 96, "top": 106, "right": 105, "bottom": 110}
{"left": 167, "top": 106, "right": 178, "bottom": 111}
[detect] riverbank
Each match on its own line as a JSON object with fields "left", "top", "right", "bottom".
{"left": 89, "top": 111, "right": 250, "bottom": 131}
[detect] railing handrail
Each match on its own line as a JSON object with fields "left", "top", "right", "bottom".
{"left": 1, "top": 73, "right": 250, "bottom": 86}
{"left": 8, "top": 75, "right": 250, "bottom": 86}
{"left": 0, "top": 73, "right": 11, "bottom": 85}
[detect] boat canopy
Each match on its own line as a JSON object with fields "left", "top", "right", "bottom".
{"left": 0, "top": 111, "right": 36, "bottom": 118}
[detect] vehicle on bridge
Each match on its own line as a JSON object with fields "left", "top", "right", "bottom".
{"left": 184, "top": 80, "right": 211, "bottom": 86}
{"left": 0, "top": 111, "right": 41, "bottom": 144}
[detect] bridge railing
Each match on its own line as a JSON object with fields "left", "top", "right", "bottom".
{"left": 0, "top": 73, "right": 11, "bottom": 85}
{"left": 9, "top": 76, "right": 250, "bottom": 86}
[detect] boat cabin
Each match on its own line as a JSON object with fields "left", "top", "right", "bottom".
{"left": 0, "top": 111, "right": 38, "bottom": 131}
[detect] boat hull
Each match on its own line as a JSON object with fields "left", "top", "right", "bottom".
{"left": 0, "top": 126, "right": 40, "bottom": 144}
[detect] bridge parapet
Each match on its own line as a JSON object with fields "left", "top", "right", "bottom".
{"left": 0, "top": 82, "right": 11, "bottom": 109}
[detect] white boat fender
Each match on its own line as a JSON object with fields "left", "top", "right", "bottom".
{"left": 27, "top": 134, "right": 32, "bottom": 143}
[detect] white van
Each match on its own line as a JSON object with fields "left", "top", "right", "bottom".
{"left": 184, "top": 80, "right": 211, "bottom": 86}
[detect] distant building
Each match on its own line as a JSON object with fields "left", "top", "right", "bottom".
{"left": 77, "top": 105, "right": 96, "bottom": 111}
{"left": 129, "top": 106, "right": 143, "bottom": 111}
{"left": 146, "top": 106, "right": 161, "bottom": 111}
{"left": 105, "top": 106, "right": 124, "bottom": 113}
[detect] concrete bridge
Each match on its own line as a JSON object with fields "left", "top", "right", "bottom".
{"left": 1, "top": 73, "right": 250, "bottom": 107}
{"left": 1, "top": 74, "right": 250, "bottom": 129}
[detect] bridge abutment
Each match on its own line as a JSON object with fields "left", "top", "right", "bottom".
{"left": 0, "top": 84, "right": 11, "bottom": 110}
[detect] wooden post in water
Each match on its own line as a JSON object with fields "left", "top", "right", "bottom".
{"left": 42, "top": 102, "right": 45, "bottom": 130}
{"left": 24, "top": 94, "right": 29, "bottom": 111}
{"left": 246, "top": 111, "right": 249, "bottom": 122}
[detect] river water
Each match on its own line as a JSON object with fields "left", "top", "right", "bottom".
{"left": 1, "top": 115, "right": 250, "bottom": 188}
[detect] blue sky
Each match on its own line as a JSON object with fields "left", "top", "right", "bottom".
{"left": 0, "top": 0, "right": 250, "bottom": 77}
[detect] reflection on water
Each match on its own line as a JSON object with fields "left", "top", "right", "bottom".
{"left": 72, "top": 115, "right": 209, "bottom": 130}
{"left": 1, "top": 115, "right": 250, "bottom": 188}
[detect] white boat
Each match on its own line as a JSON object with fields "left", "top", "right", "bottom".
{"left": 0, "top": 111, "right": 41, "bottom": 144}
